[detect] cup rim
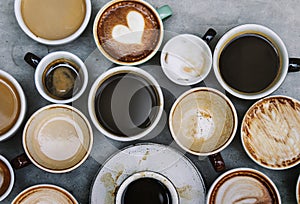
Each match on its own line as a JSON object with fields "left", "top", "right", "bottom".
{"left": 206, "top": 167, "right": 281, "bottom": 204}
{"left": 212, "top": 23, "right": 289, "bottom": 100}
{"left": 161, "top": 33, "right": 213, "bottom": 86}
{"left": 14, "top": 0, "right": 92, "bottom": 45}
{"left": 22, "top": 104, "right": 93, "bottom": 173}
{"left": 0, "top": 155, "right": 15, "bottom": 202}
{"left": 169, "top": 87, "right": 238, "bottom": 156}
{"left": 297, "top": 174, "right": 300, "bottom": 204}
{"left": 88, "top": 66, "right": 164, "bottom": 142}
{"left": 34, "top": 51, "right": 89, "bottom": 104}
{"left": 115, "top": 171, "right": 179, "bottom": 204}
{"left": 12, "top": 184, "right": 78, "bottom": 203}
{"left": 0, "top": 70, "right": 27, "bottom": 142}
{"left": 92, "top": 0, "right": 164, "bottom": 66}
{"left": 241, "top": 95, "right": 300, "bottom": 170}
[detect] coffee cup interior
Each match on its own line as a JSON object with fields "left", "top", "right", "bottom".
{"left": 0, "top": 155, "right": 14, "bottom": 202}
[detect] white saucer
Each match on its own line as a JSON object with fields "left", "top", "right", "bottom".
{"left": 90, "top": 143, "right": 206, "bottom": 204}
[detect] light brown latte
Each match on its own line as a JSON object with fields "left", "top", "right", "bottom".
{"left": 0, "top": 160, "right": 11, "bottom": 197}
{"left": 242, "top": 96, "right": 300, "bottom": 169}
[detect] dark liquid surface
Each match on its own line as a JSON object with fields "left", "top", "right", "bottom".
{"left": 0, "top": 160, "right": 11, "bottom": 196}
{"left": 95, "top": 73, "right": 159, "bottom": 136}
{"left": 121, "top": 178, "right": 172, "bottom": 204}
{"left": 219, "top": 34, "right": 280, "bottom": 93}
{"left": 43, "top": 59, "right": 82, "bottom": 100}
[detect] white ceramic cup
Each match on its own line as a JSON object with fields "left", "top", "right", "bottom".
{"left": 213, "top": 24, "right": 300, "bottom": 100}
{"left": 12, "top": 184, "right": 78, "bottom": 203}
{"left": 88, "top": 66, "right": 164, "bottom": 142}
{"left": 0, "top": 155, "right": 14, "bottom": 202}
{"left": 161, "top": 29, "right": 216, "bottom": 86}
{"left": 206, "top": 168, "right": 281, "bottom": 204}
{"left": 115, "top": 171, "right": 179, "bottom": 204}
{"left": 0, "top": 70, "right": 26, "bottom": 142}
{"left": 24, "top": 51, "right": 88, "bottom": 104}
{"left": 14, "top": 0, "right": 91, "bottom": 45}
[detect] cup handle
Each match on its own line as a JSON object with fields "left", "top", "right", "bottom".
{"left": 24, "top": 52, "right": 41, "bottom": 69}
{"left": 288, "top": 58, "right": 300, "bottom": 72}
{"left": 157, "top": 5, "right": 172, "bottom": 20}
{"left": 11, "top": 153, "right": 32, "bottom": 169}
{"left": 202, "top": 28, "right": 217, "bottom": 44}
{"left": 208, "top": 153, "right": 225, "bottom": 172}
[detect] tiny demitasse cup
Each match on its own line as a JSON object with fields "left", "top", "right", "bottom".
{"left": 11, "top": 104, "right": 93, "bottom": 173}
{"left": 14, "top": 0, "right": 91, "bottom": 45}
{"left": 24, "top": 51, "right": 88, "bottom": 104}
{"left": 213, "top": 24, "right": 300, "bottom": 100}
{"left": 241, "top": 95, "right": 300, "bottom": 170}
{"left": 115, "top": 171, "right": 179, "bottom": 204}
{"left": 93, "top": 0, "right": 172, "bottom": 65}
{"left": 12, "top": 184, "right": 78, "bottom": 204}
{"left": 169, "top": 87, "right": 238, "bottom": 172}
{"left": 206, "top": 168, "right": 281, "bottom": 204}
{"left": 88, "top": 66, "right": 164, "bottom": 142}
{"left": 0, "top": 155, "right": 14, "bottom": 202}
{"left": 0, "top": 70, "right": 26, "bottom": 142}
{"left": 161, "top": 29, "right": 216, "bottom": 86}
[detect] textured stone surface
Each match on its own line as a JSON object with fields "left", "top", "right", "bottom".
{"left": 0, "top": 0, "right": 300, "bottom": 203}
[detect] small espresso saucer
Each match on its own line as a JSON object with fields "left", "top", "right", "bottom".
{"left": 90, "top": 143, "right": 206, "bottom": 204}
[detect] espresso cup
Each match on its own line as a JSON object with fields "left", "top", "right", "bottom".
{"left": 24, "top": 51, "right": 88, "bottom": 104}
{"left": 169, "top": 87, "right": 238, "bottom": 172}
{"left": 12, "top": 184, "right": 78, "bottom": 203}
{"left": 213, "top": 24, "right": 300, "bottom": 100}
{"left": 161, "top": 29, "right": 216, "bottom": 85}
{"left": 88, "top": 66, "right": 164, "bottom": 142}
{"left": 115, "top": 171, "right": 179, "bottom": 204}
{"left": 241, "top": 95, "right": 300, "bottom": 170}
{"left": 93, "top": 0, "right": 172, "bottom": 65}
{"left": 206, "top": 168, "right": 281, "bottom": 204}
{"left": 11, "top": 104, "right": 93, "bottom": 173}
{"left": 14, "top": 0, "right": 91, "bottom": 45}
{"left": 0, "top": 155, "right": 14, "bottom": 202}
{"left": 0, "top": 70, "right": 26, "bottom": 142}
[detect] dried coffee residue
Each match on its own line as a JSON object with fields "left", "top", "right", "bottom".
{"left": 139, "top": 150, "right": 150, "bottom": 164}
{"left": 177, "top": 185, "right": 193, "bottom": 200}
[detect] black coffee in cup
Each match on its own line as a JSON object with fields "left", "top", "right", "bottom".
{"left": 121, "top": 177, "right": 172, "bottom": 204}
{"left": 219, "top": 34, "right": 280, "bottom": 93}
{"left": 94, "top": 73, "right": 159, "bottom": 136}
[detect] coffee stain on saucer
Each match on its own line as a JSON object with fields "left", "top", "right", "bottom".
{"left": 139, "top": 150, "right": 150, "bottom": 164}
{"left": 177, "top": 185, "right": 193, "bottom": 200}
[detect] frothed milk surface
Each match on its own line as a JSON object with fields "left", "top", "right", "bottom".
{"left": 21, "top": 0, "right": 86, "bottom": 40}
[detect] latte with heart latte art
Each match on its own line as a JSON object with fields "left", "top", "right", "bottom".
{"left": 96, "top": 1, "right": 161, "bottom": 63}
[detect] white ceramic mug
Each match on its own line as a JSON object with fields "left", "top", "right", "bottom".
{"left": 24, "top": 51, "right": 88, "bottom": 104}
{"left": 14, "top": 0, "right": 91, "bottom": 45}
{"left": 213, "top": 24, "right": 300, "bottom": 100}
{"left": 0, "top": 70, "right": 26, "bottom": 142}
{"left": 0, "top": 155, "right": 14, "bottom": 202}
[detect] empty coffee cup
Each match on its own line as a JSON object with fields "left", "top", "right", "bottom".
{"left": 0, "top": 155, "right": 14, "bottom": 202}
{"left": 88, "top": 66, "right": 164, "bottom": 142}
{"left": 93, "top": 0, "right": 172, "bottom": 65}
{"left": 0, "top": 70, "right": 26, "bottom": 142}
{"left": 206, "top": 168, "right": 281, "bottom": 204}
{"left": 213, "top": 24, "right": 300, "bottom": 100}
{"left": 12, "top": 184, "right": 78, "bottom": 203}
{"left": 169, "top": 87, "right": 238, "bottom": 172}
{"left": 161, "top": 29, "right": 216, "bottom": 85}
{"left": 241, "top": 95, "right": 300, "bottom": 170}
{"left": 14, "top": 0, "right": 91, "bottom": 45}
{"left": 24, "top": 51, "right": 88, "bottom": 104}
{"left": 115, "top": 171, "right": 179, "bottom": 204}
{"left": 11, "top": 104, "right": 93, "bottom": 173}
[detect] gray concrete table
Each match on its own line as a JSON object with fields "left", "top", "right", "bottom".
{"left": 0, "top": 0, "right": 300, "bottom": 203}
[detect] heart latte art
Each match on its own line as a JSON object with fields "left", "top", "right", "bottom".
{"left": 96, "top": 1, "right": 161, "bottom": 63}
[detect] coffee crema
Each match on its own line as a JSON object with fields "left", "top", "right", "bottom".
{"left": 21, "top": 0, "right": 86, "bottom": 40}
{"left": 95, "top": 72, "right": 159, "bottom": 137}
{"left": 0, "top": 160, "right": 11, "bottom": 197}
{"left": 0, "top": 75, "right": 20, "bottom": 135}
{"left": 242, "top": 96, "right": 300, "bottom": 169}
{"left": 121, "top": 178, "right": 172, "bottom": 204}
{"left": 208, "top": 170, "right": 279, "bottom": 204}
{"left": 96, "top": 1, "right": 160, "bottom": 63}
{"left": 219, "top": 34, "right": 280, "bottom": 93}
